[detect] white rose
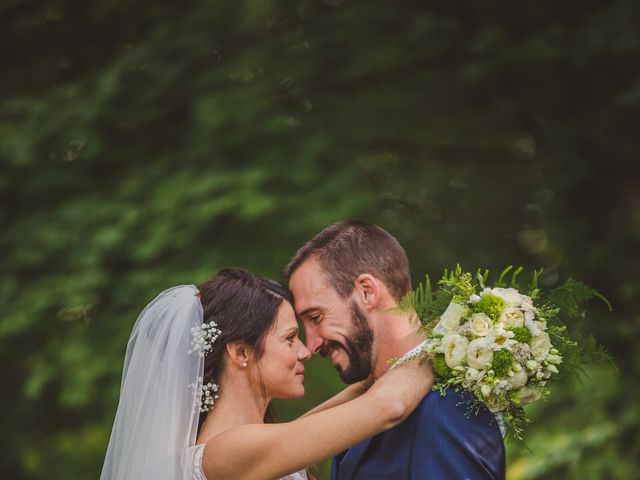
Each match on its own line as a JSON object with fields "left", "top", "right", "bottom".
{"left": 467, "top": 338, "right": 494, "bottom": 369}
{"left": 470, "top": 294, "right": 481, "bottom": 303}
{"left": 465, "top": 367, "right": 480, "bottom": 382}
{"left": 530, "top": 332, "right": 552, "bottom": 360}
{"left": 499, "top": 307, "right": 525, "bottom": 328}
{"left": 484, "top": 287, "right": 523, "bottom": 307}
{"left": 441, "top": 334, "right": 469, "bottom": 368}
{"left": 515, "top": 386, "right": 541, "bottom": 406}
{"left": 433, "top": 302, "right": 467, "bottom": 335}
{"left": 507, "top": 369, "right": 528, "bottom": 388}
{"left": 469, "top": 313, "right": 492, "bottom": 337}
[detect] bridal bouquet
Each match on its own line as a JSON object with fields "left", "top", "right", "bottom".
{"left": 402, "top": 265, "right": 611, "bottom": 441}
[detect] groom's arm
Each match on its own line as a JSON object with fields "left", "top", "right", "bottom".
{"left": 410, "top": 389, "right": 506, "bottom": 479}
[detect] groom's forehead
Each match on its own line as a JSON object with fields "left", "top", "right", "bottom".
{"left": 289, "top": 261, "right": 337, "bottom": 312}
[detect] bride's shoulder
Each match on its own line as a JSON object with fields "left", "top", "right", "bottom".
{"left": 195, "top": 439, "right": 308, "bottom": 480}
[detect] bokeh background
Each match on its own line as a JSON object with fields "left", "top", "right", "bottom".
{"left": 2, "top": 0, "right": 639, "bottom": 478}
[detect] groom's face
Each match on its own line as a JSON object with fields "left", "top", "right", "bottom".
{"left": 289, "top": 258, "right": 373, "bottom": 384}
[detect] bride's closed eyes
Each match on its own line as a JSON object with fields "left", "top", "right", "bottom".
{"left": 285, "top": 329, "right": 299, "bottom": 344}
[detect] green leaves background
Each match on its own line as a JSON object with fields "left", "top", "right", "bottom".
{"left": 1, "top": 1, "right": 638, "bottom": 478}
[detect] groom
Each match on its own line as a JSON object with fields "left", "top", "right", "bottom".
{"left": 286, "top": 220, "right": 505, "bottom": 479}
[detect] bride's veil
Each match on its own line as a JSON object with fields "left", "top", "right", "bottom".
{"left": 100, "top": 285, "right": 204, "bottom": 479}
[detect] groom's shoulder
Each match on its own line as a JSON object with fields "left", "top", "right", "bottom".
{"left": 416, "top": 387, "right": 500, "bottom": 430}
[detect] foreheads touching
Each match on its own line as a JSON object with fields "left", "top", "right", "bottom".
{"left": 285, "top": 220, "right": 412, "bottom": 383}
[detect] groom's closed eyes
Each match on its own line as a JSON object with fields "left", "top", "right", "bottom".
{"left": 298, "top": 307, "right": 324, "bottom": 324}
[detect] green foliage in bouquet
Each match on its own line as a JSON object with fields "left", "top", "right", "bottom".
{"left": 400, "top": 265, "right": 613, "bottom": 442}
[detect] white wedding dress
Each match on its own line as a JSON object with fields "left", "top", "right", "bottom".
{"left": 192, "top": 444, "right": 308, "bottom": 480}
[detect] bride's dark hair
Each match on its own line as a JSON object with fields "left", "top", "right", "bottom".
{"left": 196, "top": 268, "right": 292, "bottom": 428}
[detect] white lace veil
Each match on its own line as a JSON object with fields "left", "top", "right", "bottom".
{"left": 100, "top": 285, "right": 204, "bottom": 480}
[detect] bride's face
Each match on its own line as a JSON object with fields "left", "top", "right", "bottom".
{"left": 256, "top": 302, "right": 311, "bottom": 400}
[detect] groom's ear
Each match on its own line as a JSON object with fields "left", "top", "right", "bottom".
{"left": 353, "top": 274, "right": 381, "bottom": 311}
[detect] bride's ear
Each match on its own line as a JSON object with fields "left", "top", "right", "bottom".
{"left": 225, "top": 341, "right": 251, "bottom": 368}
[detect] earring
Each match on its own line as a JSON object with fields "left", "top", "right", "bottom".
{"left": 242, "top": 361, "right": 247, "bottom": 368}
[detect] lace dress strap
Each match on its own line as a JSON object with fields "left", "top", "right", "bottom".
{"left": 192, "top": 444, "right": 207, "bottom": 480}
{"left": 280, "top": 471, "right": 308, "bottom": 480}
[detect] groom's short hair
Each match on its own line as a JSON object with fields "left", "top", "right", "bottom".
{"left": 285, "top": 220, "right": 411, "bottom": 301}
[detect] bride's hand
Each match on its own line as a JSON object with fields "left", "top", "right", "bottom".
{"left": 302, "top": 375, "right": 374, "bottom": 418}
{"left": 366, "top": 354, "right": 434, "bottom": 425}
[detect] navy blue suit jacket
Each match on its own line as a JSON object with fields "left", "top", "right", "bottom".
{"left": 332, "top": 389, "right": 506, "bottom": 480}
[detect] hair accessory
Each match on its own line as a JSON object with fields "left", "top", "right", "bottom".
{"left": 198, "top": 382, "right": 219, "bottom": 412}
{"left": 189, "top": 321, "right": 222, "bottom": 357}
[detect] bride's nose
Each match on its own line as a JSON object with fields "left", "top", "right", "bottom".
{"left": 298, "top": 343, "right": 311, "bottom": 362}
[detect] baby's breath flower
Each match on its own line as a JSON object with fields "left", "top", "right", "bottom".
{"left": 189, "top": 321, "right": 222, "bottom": 357}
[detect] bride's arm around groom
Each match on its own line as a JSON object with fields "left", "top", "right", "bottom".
{"left": 201, "top": 359, "right": 433, "bottom": 480}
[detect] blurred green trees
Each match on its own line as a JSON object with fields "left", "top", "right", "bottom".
{"left": 1, "top": 1, "right": 638, "bottom": 478}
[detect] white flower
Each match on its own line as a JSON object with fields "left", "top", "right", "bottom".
{"left": 470, "top": 294, "right": 481, "bottom": 303}
{"left": 526, "top": 359, "right": 538, "bottom": 371}
{"left": 486, "top": 325, "right": 516, "bottom": 350}
{"left": 480, "top": 384, "right": 492, "bottom": 397}
{"left": 525, "top": 318, "right": 543, "bottom": 337}
{"left": 465, "top": 367, "right": 480, "bottom": 382}
{"left": 467, "top": 338, "right": 494, "bottom": 369}
{"left": 520, "top": 296, "right": 537, "bottom": 312}
{"left": 530, "top": 332, "right": 552, "bottom": 360}
{"left": 546, "top": 354, "right": 562, "bottom": 364}
{"left": 433, "top": 302, "right": 467, "bottom": 336}
{"left": 515, "top": 386, "right": 541, "bottom": 406}
{"left": 507, "top": 369, "right": 528, "bottom": 388}
{"left": 189, "top": 321, "right": 222, "bottom": 357}
{"left": 469, "top": 313, "right": 492, "bottom": 337}
{"left": 547, "top": 364, "right": 559, "bottom": 374}
{"left": 495, "top": 379, "right": 511, "bottom": 393}
{"left": 441, "top": 334, "right": 469, "bottom": 368}
{"left": 483, "top": 287, "right": 523, "bottom": 307}
{"left": 499, "top": 307, "right": 526, "bottom": 329}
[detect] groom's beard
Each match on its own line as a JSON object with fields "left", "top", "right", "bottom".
{"left": 322, "top": 300, "right": 373, "bottom": 384}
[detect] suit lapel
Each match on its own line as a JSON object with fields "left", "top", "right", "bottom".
{"left": 336, "top": 437, "right": 373, "bottom": 480}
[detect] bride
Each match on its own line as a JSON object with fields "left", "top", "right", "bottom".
{"left": 100, "top": 268, "right": 433, "bottom": 480}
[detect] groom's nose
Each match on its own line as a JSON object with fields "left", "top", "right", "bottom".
{"left": 304, "top": 328, "right": 324, "bottom": 355}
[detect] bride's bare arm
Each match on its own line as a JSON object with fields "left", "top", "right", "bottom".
{"left": 300, "top": 376, "right": 373, "bottom": 418}
{"left": 202, "top": 358, "right": 434, "bottom": 480}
